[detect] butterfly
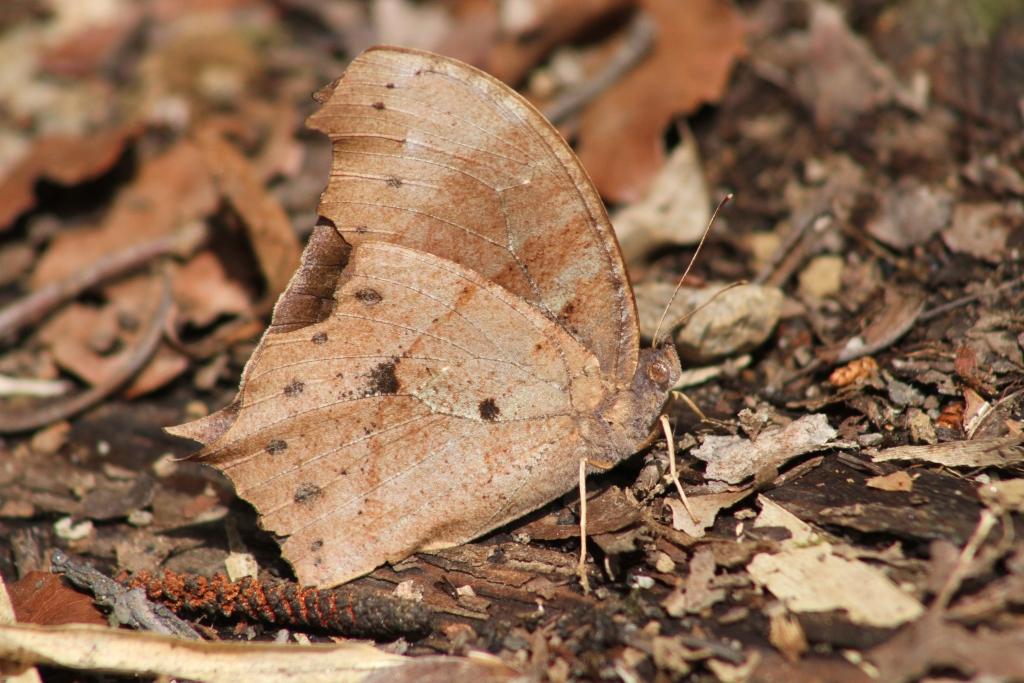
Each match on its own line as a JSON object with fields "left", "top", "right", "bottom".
{"left": 167, "top": 46, "right": 682, "bottom": 588}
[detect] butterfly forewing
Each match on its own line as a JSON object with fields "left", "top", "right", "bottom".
{"left": 307, "top": 46, "right": 639, "bottom": 382}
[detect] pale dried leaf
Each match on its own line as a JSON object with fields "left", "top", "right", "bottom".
{"left": 978, "top": 479, "right": 1024, "bottom": 512}
{"left": 747, "top": 544, "right": 924, "bottom": 628}
{"left": 665, "top": 487, "right": 752, "bottom": 537}
{"left": 692, "top": 414, "right": 838, "bottom": 484}
{"left": 753, "top": 496, "right": 816, "bottom": 546}
{"left": 611, "top": 127, "right": 710, "bottom": 263}
{"left": 635, "top": 282, "right": 783, "bottom": 363}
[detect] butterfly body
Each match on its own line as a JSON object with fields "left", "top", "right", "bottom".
{"left": 168, "top": 47, "right": 682, "bottom": 588}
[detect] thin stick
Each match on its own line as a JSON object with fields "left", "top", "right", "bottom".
{"left": 652, "top": 194, "right": 732, "bottom": 347}
{"left": 661, "top": 415, "right": 697, "bottom": 524}
{"left": 543, "top": 12, "right": 656, "bottom": 126}
{"left": 578, "top": 458, "right": 591, "bottom": 595}
{"left": 0, "top": 223, "right": 205, "bottom": 342}
{"left": 919, "top": 273, "right": 1024, "bottom": 323}
{"left": 0, "top": 374, "right": 73, "bottom": 398}
{"left": 0, "top": 270, "right": 173, "bottom": 433}
{"left": 932, "top": 509, "right": 997, "bottom": 612}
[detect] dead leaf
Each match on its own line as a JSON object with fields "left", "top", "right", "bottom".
{"left": 0, "top": 126, "right": 137, "bottom": 231}
{"left": 942, "top": 201, "right": 1024, "bottom": 263}
{"left": 763, "top": 3, "right": 914, "bottom": 132}
{"left": 172, "top": 250, "right": 252, "bottom": 328}
{"left": 692, "top": 414, "right": 838, "bottom": 484}
{"left": 665, "top": 487, "right": 752, "bottom": 537}
{"left": 610, "top": 124, "right": 710, "bottom": 263}
{"left": 866, "top": 471, "right": 913, "bottom": 493}
{"left": 865, "top": 179, "right": 953, "bottom": 251}
{"left": 31, "top": 141, "right": 217, "bottom": 288}
{"left": 870, "top": 611, "right": 1024, "bottom": 682}
{"left": 635, "top": 281, "right": 783, "bottom": 363}
{"left": 7, "top": 573, "right": 106, "bottom": 627}
{"left": 577, "top": 0, "right": 746, "bottom": 202}
{"left": 978, "top": 479, "right": 1024, "bottom": 513}
{"left": 747, "top": 544, "right": 924, "bottom": 628}
{"left": 195, "top": 127, "right": 302, "bottom": 300}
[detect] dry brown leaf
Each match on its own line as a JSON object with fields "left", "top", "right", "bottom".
{"left": 31, "top": 141, "right": 218, "bottom": 288}
{"left": 195, "top": 127, "right": 302, "bottom": 300}
{"left": 7, "top": 573, "right": 106, "bottom": 627}
{"left": 942, "top": 201, "right": 1024, "bottom": 263}
{"left": 481, "top": 0, "right": 636, "bottom": 86}
{"left": 611, "top": 126, "right": 710, "bottom": 263}
{"left": 865, "top": 179, "right": 953, "bottom": 251}
{"left": 167, "top": 47, "right": 683, "bottom": 588}
{"left": 866, "top": 471, "right": 914, "bottom": 493}
{"left": 870, "top": 611, "right": 1024, "bottom": 681}
{"left": 664, "top": 486, "right": 752, "bottom": 537}
{"left": 0, "top": 126, "right": 137, "bottom": 231}
{"left": 634, "top": 281, "right": 783, "bottom": 363}
{"left": 577, "top": 0, "right": 745, "bottom": 202}
{"left": 36, "top": 275, "right": 189, "bottom": 397}
{"left": 172, "top": 250, "right": 252, "bottom": 328}
{"left": 762, "top": 2, "right": 913, "bottom": 132}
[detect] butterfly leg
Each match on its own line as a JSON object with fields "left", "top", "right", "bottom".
{"left": 660, "top": 414, "right": 698, "bottom": 524}
{"left": 576, "top": 455, "right": 619, "bottom": 594}
{"left": 577, "top": 458, "right": 591, "bottom": 594}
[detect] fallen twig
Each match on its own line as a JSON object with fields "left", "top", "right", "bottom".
{"left": 0, "top": 374, "right": 73, "bottom": 398}
{"left": 50, "top": 550, "right": 201, "bottom": 640}
{"left": 0, "top": 270, "right": 173, "bottom": 433}
{"left": 543, "top": 12, "right": 656, "bottom": 126}
{"left": 0, "top": 223, "right": 206, "bottom": 343}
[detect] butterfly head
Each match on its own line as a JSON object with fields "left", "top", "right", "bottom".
{"left": 590, "top": 343, "right": 682, "bottom": 458}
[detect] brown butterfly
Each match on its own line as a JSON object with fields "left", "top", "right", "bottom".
{"left": 167, "top": 46, "right": 682, "bottom": 588}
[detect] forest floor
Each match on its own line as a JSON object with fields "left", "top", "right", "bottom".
{"left": 1, "top": 1, "right": 1023, "bottom": 681}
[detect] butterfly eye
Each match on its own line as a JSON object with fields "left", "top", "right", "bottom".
{"left": 646, "top": 359, "right": 671, "bottom": 389}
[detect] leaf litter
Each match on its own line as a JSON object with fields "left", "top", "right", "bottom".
{"left": 0, "top": 1, "right": 1023, "bottom": 681}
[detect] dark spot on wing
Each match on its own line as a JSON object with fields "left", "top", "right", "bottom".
{"left": 265, "top": 439, "right": 287, "bottom": 455}
{"left": 294, "top": 483, "right": 322, "bottom": 504}
{"left": 385, "top": 82, "right": 395, "bottom": 89}
{"left": 354, "top": 288, "right": 382, "bottom": 306}
{"left": 283, "top": 379, "right": 305, "bottom": 396}
{"left": 478, "top": 398, "right": 500, "bottom": 421}
{"left": 385, "top": 176, "right": 402, "bottom": 188}
{"left": 355, "top": 225, "right": 368, "bottom": 234}
{"left": 310, "top": 539, "right": 323, "bottom": 551}
{"left": 311, "top": 331, "right": 328, "bottom": 344}
{"left": 367, "top": 357, "right": 400, "bottom": 395}
{"left": 372, "top": 101, "right": 385, "bottom": 110}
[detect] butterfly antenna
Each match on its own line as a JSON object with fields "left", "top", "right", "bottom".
{"left": 651, "top": 193, "right": 733, "bottom": 347}
{"left": 662, "top": 279, "right": 748, "bottom": 334}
